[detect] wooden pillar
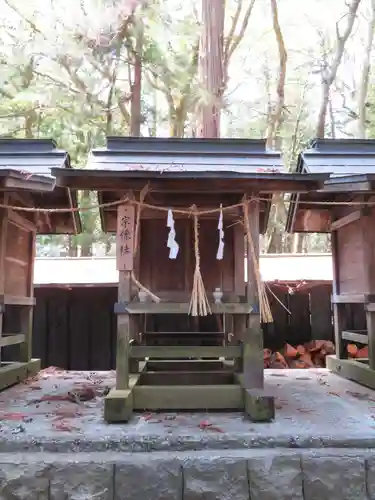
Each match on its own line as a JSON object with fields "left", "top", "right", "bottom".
{"left": 242, "top": 197, "right": 274, "bottom": 422}
{"left": 0, "top": 202, "right": 8, "bottom": 366}
{"left": 331, "top": 230, "right": 346, "bottom": 359}
{"left": 104, "top": 202, "right": 136, "bottom": 422}
{"left": 19, "top": 229, "right": 36, "bottom": 363}
{"left": 366, "top": 307, "right": 375, "bottom": 370}
{"left": 116, "top": 272, "right": 132, "bottom": 389}
{"left": 244, "top": 198, "right": 263, "bottom": 389}
{"left": 115, "top": 203, "right": 136, "bottom": 390}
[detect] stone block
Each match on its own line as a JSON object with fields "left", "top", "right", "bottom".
{"left": 183, "top": 458, "right": 249, "bottom": 499}
{"left": 248, "top": 453, "right": 303, "bottom": 500}
{"left": 302, "top": 455, "right": 367, "bottom": 500}
{"left": 115, "top": 459, "right": 181, "bottom": 500}
{"left": 0, "top": 463, "right": 50, "bottom": 500}
{"left": 50, "top": 463, "right": 113, "bottom": 500}
{"left": 365, "top": 455, "right": 375, "bottom": 499}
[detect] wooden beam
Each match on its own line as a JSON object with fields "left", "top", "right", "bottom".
{"left": 0, "top": 359, "right": 40, "bottom": 392}
{"left": 327, "top": 355, "right": 375, "bottom": 390}
{"left": 4, "top": 176, "right": 53, "bottom": 193}
{"left": 341, "top": 330, "right": 368, "bottom": 345}
{"left": 56, "top": 176, "right": 324, "bottom": 194}
{"left": 145, "top": 360, "right": 226, "bottom": 371}
{"left": 133, "top": 385, "right": 243, "bottom": 410}
{"left": 130, "top": 345, "right": 242, "bottom": 359}
{"left": 331, "top": 210, "right": 364, "bottom": 231}
{"left": 0, "top": 295, "right": 36, "bottom": 306}
{"left": 0, "top": 334, "right": 25, "bottom": 347}
{"left": 139, "top": 370, "right": 233, "bottom": 385}
{"left": 115, "top": 302, "right": 253, "bottom": 315}
{"left": 332, "top": 294, "right": 375, "bottom": 304}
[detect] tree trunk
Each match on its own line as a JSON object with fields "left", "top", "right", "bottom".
{"left": 266, "top": 0, "right": 287, "bottom": 149}
{"left": 357, "top": 0, "right": 375, "bottom": 138}
{"left": 197, "top": 0, "right": 225, "bottom": 138}
{"left": 130, "top": 21, "right": 143, "bottom": 136}
{"left": 316, "top": 85, "right": 331, "bottom": 139}
{"left": 265, "top": 0, "right": 288, "bottom": 254}
{"left": 316, "top": 0, "right": 362, "bottom": 138}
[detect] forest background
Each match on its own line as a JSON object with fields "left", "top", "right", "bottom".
{"left": 0, "top": 0, "right": 371, "bottom": 256}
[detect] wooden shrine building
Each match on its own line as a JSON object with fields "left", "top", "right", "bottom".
{"left": 52, "top": 136, "right": 327, "bottom": 422}
{"left": 0, "top": 139, "right": 80, "bottom": 391}
{"left": 286, "top": 138, "right": 375, "bottom": 390}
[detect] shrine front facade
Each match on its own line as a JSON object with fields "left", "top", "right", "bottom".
{"left": 53, "top": 136, "right": 327, "bottom": 423}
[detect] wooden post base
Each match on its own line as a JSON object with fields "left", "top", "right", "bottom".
{"left": 104, "top": 389, "right": 134, "bottom": 423}
{"left": 244, "top": 389, "right": 275, "bottom": 422}
{"left": 105, "top": 359, "right": 274, "bottom": 423}
{"left": 0, "top": 358, "right": 40, "bottom": 392}
{"left": 327, "top": 355, "right": 375, "bottom": 390}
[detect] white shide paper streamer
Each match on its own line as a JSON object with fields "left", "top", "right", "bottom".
{"left": 216, "top": 204, "right": 224, "bottom": 260}
{"left": 167, "top": 209, "right": 179, "bottom": 259}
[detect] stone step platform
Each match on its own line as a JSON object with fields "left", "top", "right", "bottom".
{"left": 1, "top": 368, "right": 375, "bottom": 498}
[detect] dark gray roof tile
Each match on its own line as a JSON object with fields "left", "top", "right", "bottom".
{"left": 89, "top": 136, "right": 285, "bottom": 173}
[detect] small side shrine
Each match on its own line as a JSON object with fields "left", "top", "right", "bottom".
{"left": 52, "top": 136, "right": 327, "bottom": 422}
{"left": 0, "top": 139, "right": 80, "bottom": 391}
{"left": 287, "top": 138, "right": 375, "bottom": 390}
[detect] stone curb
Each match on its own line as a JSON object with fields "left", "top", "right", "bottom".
{"left": 0, "top": 448, "right": 375, "bottom": 499}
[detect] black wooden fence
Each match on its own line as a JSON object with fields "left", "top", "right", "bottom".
{"left": 30, "top": 283, "right": 334, "bottom": 370}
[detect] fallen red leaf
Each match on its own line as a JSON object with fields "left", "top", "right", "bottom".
{"left": 143, "top": 413, "right": 154, "bottom": 421}
{"left": 0, "top": 412, "right": 28, "bottom": 421}
{"left": 28, "top": 394, "right": 74, "bottom": 405}
{"left": 52, "top": 421, "right": 80, "bottom": 432}
{"left": 205, "top": 426, "right": 224, "bottom": 433}
{"left": 199, "top": 420, "right": 211, "bottom": 430}
{"left": 198, "top": 420, "right": 224, "bottom": 432}
{"left": 52, "top": 409, "right": 82, "bottom": 419}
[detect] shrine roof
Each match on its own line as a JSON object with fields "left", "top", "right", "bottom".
{"left": 0, "top": 139, "right": 81, "bottom": 234}
{"left": 286, "top": 138, "right": 375, "bottom": 232}
{"left": 51, "top": 136, "right": 328, "bottom": 193}
{"left": 296, "top": 138, "right": 375, "bottom": 176}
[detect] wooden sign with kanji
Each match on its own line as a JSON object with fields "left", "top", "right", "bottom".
{"left": 116, "top": 204, "right": 135, "bottom": 271}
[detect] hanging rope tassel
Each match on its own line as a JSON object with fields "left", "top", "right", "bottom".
{"left": 189, "top": 206, "right": 211, "bottom": 316}
{"left": 243, "top": 197, "right": 273, "bottom": 323}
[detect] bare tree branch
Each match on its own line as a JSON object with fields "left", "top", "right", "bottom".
{"left": 316, "top": 0, "right": 362, "bottom": 138}
{"left": 3, "top": 0, "right": 47, "bottom": 39}
{"left": 357, "top": 0, "right": 375, "bottom": 138}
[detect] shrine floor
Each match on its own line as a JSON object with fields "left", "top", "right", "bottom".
{"left": 0, "top": 368, "right": 375, "bottom": 499}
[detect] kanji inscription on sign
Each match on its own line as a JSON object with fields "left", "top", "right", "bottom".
{"left": 116, "top": 204, "right": 135, "bottom": 271}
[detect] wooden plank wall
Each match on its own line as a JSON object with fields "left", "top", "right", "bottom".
{"left": 31, "top": 284, "right": 335, "bottom": 370}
